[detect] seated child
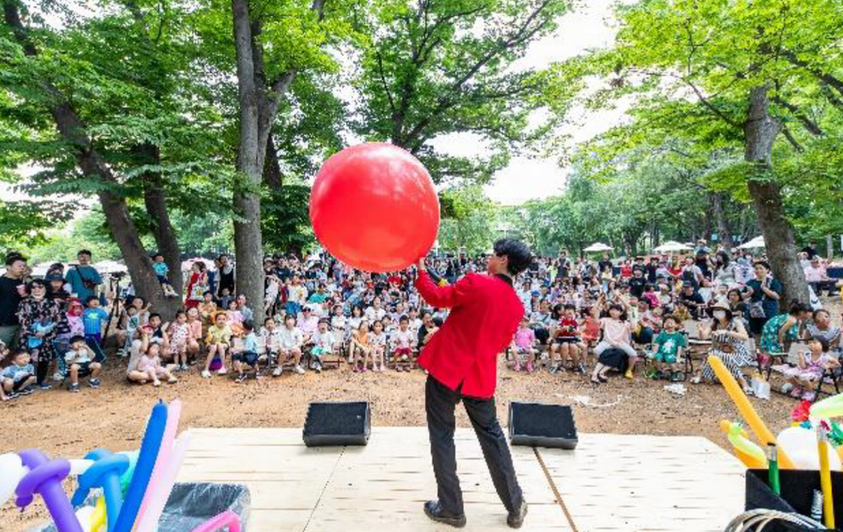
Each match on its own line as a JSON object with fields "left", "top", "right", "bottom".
{"left": 64, "top": 335, "right": 103, "bottom": 392}
{"left": 310, "top": 319, "right": 335, "bottom": 373}
{"left": 591, "top": 302, "right": 637, "bottom": 383}
{"left": 233, "top": 321, "right": 260, "bottom": 383}
{"left": 147, "top": 313, "right": 171, "bottom": 362}
{"left": 1, "top": 350, "right": 36, "bottom": 400}
{"left": 226, "top": 299, "right": 244, "bottom": 336}
{"left": 152, "top": 253, "right": 179, "bottom": 297}
{"left": 782, "top": 336, "right": 839, "bottom": 402}
{"left": 550, "top": 304, "right": 584, "bottom": 373}
{"left": 330, "top": 304, "right": 347, "bottom": 350}
{"left": 298, "top": 306, "right": 319, "bottom": 347}
{"left": 511, "top": 317, "right": 537, "bottom": 373}
{"left": 137, "top": 341, "right": 178, "bottom": 387}
{"left": 391, "top": 315, "right": 415, "bottom": 372}
{"left": 202, "top": 311, "right": 232, "bottom": 378}
{"left": 273, "top": 314, "right": 304, "bottom": 376}
{"left": 672, "top": 300, "right": 692, "bottom": 323}
{"left": 218, "top": 287, "right": 234, "bottom": 313}
{"left": 369, "top": 320, "right": 387, "bottom": 372}
{"left": 346, "top": 306, "right": 364, "bottom": 362}
{"left": 650, "top": 315, "right": 687, "bottom": 382}
{"left": 580, "top": 307, "right": 601, "bottom": 344}
{"left": 199, "top": 291, "right": 218, "bottom": 332}
{"left": 350, "top": 320, "right": 372, "bottom": 373}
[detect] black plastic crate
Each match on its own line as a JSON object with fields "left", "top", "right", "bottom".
{"left": 746, "top": 468, "right": 843, "bottom": 531}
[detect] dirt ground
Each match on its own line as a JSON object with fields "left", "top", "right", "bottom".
{"left": 2, "top": 356, "right": 801, "bottom": 532}
{"left": 4, "top": 298, "right": 840, "bottom": 531}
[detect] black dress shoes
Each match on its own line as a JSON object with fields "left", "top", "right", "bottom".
{"left": 423, "top": 500, "right": 467, "bottom": 528}
{"left": 507, "top": 500, "right": 528, "bottom": 528}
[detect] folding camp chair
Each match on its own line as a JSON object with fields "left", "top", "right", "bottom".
{"left": 816, "top": 349, "right": 843, "bottom": 397}
{"left": 758, "top": 341, "right": 806, "bottom": 382}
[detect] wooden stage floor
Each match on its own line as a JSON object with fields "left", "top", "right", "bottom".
{"left": 177, "top": 427, "right": 744, "bottom": 532}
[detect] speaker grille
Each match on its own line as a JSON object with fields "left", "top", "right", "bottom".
{"left": 303, "top": 401, "right": 371, "bottom": 446}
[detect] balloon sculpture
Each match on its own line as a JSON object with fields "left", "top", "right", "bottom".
{"left": 71, "top": 448, "right": 129, "bottom": 531}
{"left": 810, "top": 393, "right": 843, "bottom": 420}
{"left": 0, "top": 400, "right": 237, "bottom": 532}
{"left": 724, "top": 421, "right": 767, "bottom": 468}
{"left": 310, "top": 143, "right": 440, "bottom": 273}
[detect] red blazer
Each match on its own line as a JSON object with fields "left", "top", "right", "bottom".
{"left": 415, "top": 270, "right": 524, "bottom": 399}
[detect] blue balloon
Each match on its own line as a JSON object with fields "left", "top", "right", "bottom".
{"left": 111, "top": 403, "right": 167, "bottom": 532}
{"left": 71, "top": 449, "right": 129, "bottom": 532}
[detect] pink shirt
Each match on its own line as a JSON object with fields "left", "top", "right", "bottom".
{"left": 804, "top": 265, "right": 827, "bottom": 282}
{"left": 514, "top": 328, "right": 535, "bottom": 350}
{"left": 188, "top": 320, "right": 202, "bottom": 340}
{"left": 601, "top": 317, "right": 631, "bottom": 345}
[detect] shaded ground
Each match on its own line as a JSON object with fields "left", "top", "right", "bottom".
{"left": 2, "top": 355, "right": 799, "bottom": 532}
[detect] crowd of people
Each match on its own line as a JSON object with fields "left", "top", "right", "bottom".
{"left": 0, "top": 239, "right": 841, "bottom": 402}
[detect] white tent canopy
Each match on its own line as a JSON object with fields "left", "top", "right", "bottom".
{"left": 583, "top": 242, "right": 613, "bottom": 253}
{"left": 738, "top": 236, "right": 766, "bottom": 249}
{"left": 30, "top": 263, "right": 57, "bottom": 277}
{"left": 653, "top": 241, "right": 692, "bottom": 253}
{"left": 93, "top": 260, "right": 128, "bottom": 274}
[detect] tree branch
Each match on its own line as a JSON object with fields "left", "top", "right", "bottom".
{"left": 682, "top": 79, "right": 743, "bottom": 129}
{"left": 781, "top": 125, "right": 804, "bottom": 153}
{"left": 782, "top": 49, "right": 843, "bottom": 98}
{"left": 821, "top": 82, "right": 843, "bottom": 112}
{"left": 772, "top": 95, "right": 823, "bottom": 136}
{"left": 3, "top": 0, "right": 36, "bottom": 55}
{"left": 375, "top": 50, "right": 397, "bottom": 119}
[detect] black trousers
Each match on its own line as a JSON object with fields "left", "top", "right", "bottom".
{"left": 425, "top": 375, "right": 523, "bottom": 516}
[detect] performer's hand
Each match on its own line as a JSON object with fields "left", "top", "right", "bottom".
{"left": 417, "top": 258, "right": 426, "bottom": 272}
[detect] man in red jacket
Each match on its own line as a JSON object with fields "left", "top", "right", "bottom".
{"left": 416, "top": 238, "right": 532, "bottom": 529}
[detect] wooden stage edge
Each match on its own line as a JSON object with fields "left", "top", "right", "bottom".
{"left": 177, "top": 427, "right": 745, "bottom": 532}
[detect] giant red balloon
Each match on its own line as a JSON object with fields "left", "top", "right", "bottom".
{"left": 310, "top": 143, "right": 440, "bottom": 273}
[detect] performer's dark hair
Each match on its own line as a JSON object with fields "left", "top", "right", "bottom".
{"left": 493, "top": 239, "right": 532, "bottom": 276}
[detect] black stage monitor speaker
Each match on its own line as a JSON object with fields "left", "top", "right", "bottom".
{"left": 508, "top": 402, "right": 578, "bottom": 450}
{"left": 303, "top": 401, "right": 371, "bottom": 447}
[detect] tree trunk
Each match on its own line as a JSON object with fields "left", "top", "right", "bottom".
{"left": 136, "top": 143, "right": 183, "bottom": 318}
{"left": 263, "top": 133, "right": 283, "bottom": 190}
{"left": 98, "top": 190, "right": 171, "bottom": 312}
{"left": 827, "top": 234, "right": 834, "bottom": 260}
{"left": 232, "top": 0, "right": 266, "bottom": 325}
{"left": 711, "top": 193, "right": 735, "bottom": 252}
{"left": 744, "top": 85, "right": 809, "bottom": 306}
